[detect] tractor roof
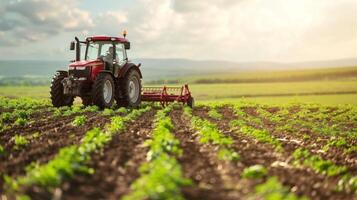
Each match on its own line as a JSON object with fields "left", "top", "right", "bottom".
{"left": 86, "top": 35, "right": 129, "bottom": 43}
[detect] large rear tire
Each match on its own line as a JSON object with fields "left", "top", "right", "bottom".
{"left": 117, "top": 70, "right": 141, "bottom": 108}
{"left": 92, "top": 73, "right": 115, "bottom": 109}
{"left": 50, "top": 71, "right": 74, "bottom": 107}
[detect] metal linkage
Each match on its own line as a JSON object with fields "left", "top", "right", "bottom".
{"left": 141, "top": 84, "right": 193, "bottom": 107}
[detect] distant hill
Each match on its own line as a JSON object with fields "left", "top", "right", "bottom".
{"left": 0, "top": 58, "right": 357, "bottom": 82}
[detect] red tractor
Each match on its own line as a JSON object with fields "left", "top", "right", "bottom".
{"left": 50, "top": 32, "right": 194, "bottom": 109}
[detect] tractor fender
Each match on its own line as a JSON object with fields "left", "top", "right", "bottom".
{"left": 95, "top": 70, "right": 114, "bottom": 80}
{"left": 118, "top": 63, "right": 142, "bottom": 79}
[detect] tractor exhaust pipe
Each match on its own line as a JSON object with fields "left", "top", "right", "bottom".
{"left": 75, "top": 37, "right": 80, "bottom": 61}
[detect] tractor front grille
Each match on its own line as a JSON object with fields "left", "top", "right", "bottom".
{"left": 69, "top": 67, "right": 90, "bottom": 78}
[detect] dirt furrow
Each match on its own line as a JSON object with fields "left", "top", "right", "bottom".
{"left": 171, "top": 108, "right": 245, "bottom": 200}
{"left": 53, "top": 109, "right": 156, "bottom": 200}
{"left": 0, "top": 112, "right": 111, "bottom": 194}
{"left": 246, "top": 106, "right": 357, "bottom": 172}
{"left": 0, "top": 111, "right": 79, "bottom": 144}
{"left": 213, "top": 106, "right": 354, "bottom": 200}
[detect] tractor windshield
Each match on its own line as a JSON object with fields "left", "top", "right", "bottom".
{"left": 85, "top": 41, "right": 113, "bottom": 60}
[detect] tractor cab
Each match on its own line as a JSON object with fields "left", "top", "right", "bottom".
{"left": 69, "top": 35, "right": 131, "bottom": 80}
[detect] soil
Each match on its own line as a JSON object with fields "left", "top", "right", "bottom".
{"left": 1, "top": 105, "right": 355, "bottom": 200}
{"left": 0, "top": 111, "right": 111, "bottom": 194}
{"left": 36, "top": 109, "right": 158, "bottom": 200}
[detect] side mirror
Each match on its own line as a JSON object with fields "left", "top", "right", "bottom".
{"left": 70, "top": 41, "right": 75, "bottom": 50}
{"left": 124, "top": 42, "right": 130, "bottom": 50}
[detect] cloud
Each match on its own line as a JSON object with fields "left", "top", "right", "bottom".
{"left": 0, "top": 0, "right": 93, "bottom": 45}
{"left": 1, "top": 0, "right": 357, "bottom": 62}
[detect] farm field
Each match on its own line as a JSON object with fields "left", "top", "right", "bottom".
{"left": 0, "top": 97, "right": 356, "bottom": 200}
{"left": 1, "top": 80, "right": 357, "bottom": 105}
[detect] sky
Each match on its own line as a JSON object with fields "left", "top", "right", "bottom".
{"left": 0, "top": 0, "right": 356, "bottom": 62}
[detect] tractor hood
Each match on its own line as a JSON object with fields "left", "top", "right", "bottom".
{"left": 69, "top": 60, "right": 102, "bottom": 69}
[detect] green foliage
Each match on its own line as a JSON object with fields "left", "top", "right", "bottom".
{"left": 208, "top": 108, "right": 223, "bottom": 120}
{"left": 292, "top": 148, "right": 347, "bottom": 176}
{"left": 102, "top": 108, "right": 115, "bottom": 116}
{"left": 116, "top": 107, "right": 128, "bottom": 114}
{"left": 242, "top": 165, "right": 268, "bottom": 179}
{"left": 0, "top": 144, "right": 5, "bottom": 155}
{"left": 53, "top": 105, "right": 92, "bottom": 117}
{"left": 124, "top": 106, "right": 190, "bottom": 200}
{"left": 14, "top": 118, "right": 28, "bottom": 126}
{"left": 72, "top": 115, "right": 87, "bottom": 126}
{"left": 217, "top": 148, "right": 240, "bottom": 162}
{"left": 337, "top": 175, "right": 357, "bottom": 194}
{"left": 192, "top": 116, "right": 233, "bottom": 146}
{"left": 184, "top": 106, "right": 240, "bottom": 162}
{"left": 83, "top": 105, "right": 99, "bottom": 112}
{"left": 255, "top": 177, "right": 308, "bottom": 200}
{"left": 5, "top": 106, "right": 151, "bottom": 195}
{"left": 12, "top": 135, "right": 29, "bottom": 150}
{"left": 30, "top": 132, "right": 40, "bottom": 139}
{"left": 123, "top": 154, "right": 191, "bottom": 200}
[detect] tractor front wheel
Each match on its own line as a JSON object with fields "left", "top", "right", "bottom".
{"left": 50, "top": 71, "right": 74, "bottom": 107}
{"left": 117, "top": 69, "right": 141, "bottom": 107}
{"left": 92, "top": 73, "right": 115, "bottom": 109}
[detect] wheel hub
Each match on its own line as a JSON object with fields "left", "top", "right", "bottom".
{"left": 128, "top": 77, "right": 139, "bottom": 103}
{"left": 103, "top": 80, "right": 113, "bottom": 104}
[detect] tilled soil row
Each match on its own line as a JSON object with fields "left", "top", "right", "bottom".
{"left": 172, "top": 108, "right": 245, "bottom": 200}
{"left": 244, "top": 106, "right": 357, "bottom": 171}
{"left": 52, "top": 109, "right": 157, "bottom": 200}
{"left": 0, "top": 111, "right": 81, "bottom": 144}
{"left": 209, "top": 106, "right": 353, "bottom": 200}
{"left": 0, "top": 112, "right": 111, "bottom": 194}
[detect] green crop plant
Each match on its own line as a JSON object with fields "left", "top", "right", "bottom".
{"left": 208, "top": 108, "right": 223, "bottom": 120}
{"left": 242, "top": 165, "right": 268, "bottom": 179}
{"left": 116, "top": 107, "right": 128, "bottom": 114}
{"left": 102, "top": 108, "right": 115, "bottom": 116}
{"left": 123, "top": 154, "right": 190, "bottom": 200}
{"left": 4, "top": 106, "right": 151, "bottom": 196}
{"left": 184, "top": 106, "right": 240, "bottom": 162}
{"left": 254, "top": 177, "right": 308, "bottom": 200}
{"left": 0, "top": 144, "right": 5, "bottom": 155}
{"left": 337, "top": 175, "right": 357, "bottom": 194}
{"left": 72, "top": 115, "right": 87, "bottom": 126}
{"left": 217, "top": 148, "right": 240, "bottom": 162}
{"left": 292, "top": 148, "right": 347, "bottom": 176}
{"left": 12, "top": 135, "right": 29, "bottom": 150}
{"left": 124, "top": 105, "right": 190, "bottom": 200}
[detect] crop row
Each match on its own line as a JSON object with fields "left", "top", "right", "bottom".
{"left": 3, "top": 106, "right": 151, "bottom": 199}
{"left": 123, "top": 105, "right": 190, "bottom": 200}
{"left": 204, "top": 104, "right": 307, "bottom": 199}
{"left": 225, "top": 103, "right": 356, "bottom": 194}
{"left": 184, "top": 106, "right": 240, "bottom": 162}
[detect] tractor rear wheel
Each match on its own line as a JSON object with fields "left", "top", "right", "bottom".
{"left": 92, "top": 73, "right": 115, "bottom": 109}
{"left": 117, "top": 69, "right": 141, "bottom": 107}
{"left": 50, "top": 71, "right": 74, "bottom": 107}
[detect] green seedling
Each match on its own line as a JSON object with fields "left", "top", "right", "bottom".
{"left": 255, "top": 177, "right": 308, "bottom": 200}
{"left": 218, "top": 148, "right": 240, "bottom": 162}
{"left": 242, "top": 165, "right": 268, "bottom": 179}
{"left": 72, "top": 115, "right": 87, "bottom": 126}
{"left": 12, "top": 135, "right": 29, "bottom": 150}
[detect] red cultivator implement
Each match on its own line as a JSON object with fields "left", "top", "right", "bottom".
{"left": 141, "top": 84, "right": 194, "bottom": 107}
